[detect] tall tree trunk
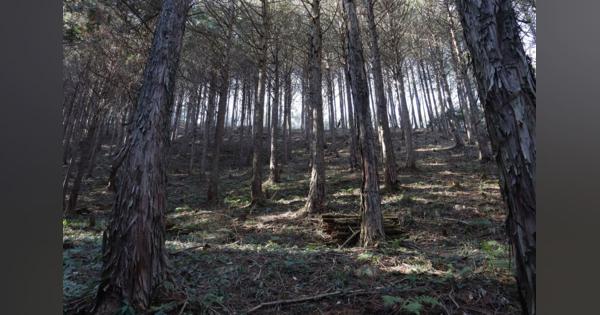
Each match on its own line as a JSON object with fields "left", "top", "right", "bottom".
{"left": 394, "top": 63, "right": 416, "bottom": 169}
{"left": 444, "top": 0, "right": 475, "bottom": 144}
{"left": 207, "top": 4, "right": 235, "bottom": 204}
{"left": 436, "top": 56, "right": 465, "bottom": 148}
{"left": 337, "top": 70, "right": 346, "bottom": 129}
{"left": 171, "top": 88, "right": 184, "bottom": 142}
{"left": 283, "top": 69, "right": 292, "bottom": 164}
{"left": 425, "top": 63, "right": 446, "bottom": 134}
{"left": 63, "top": 83, "right": 95, "bottom": 165}
{"left": 66, "top": 106, "right": 101, "bottom": 214}
{"left": 344, "top": 64, "right": 359, "bottom": 169}
{"left": 238, "top": 79, "right": 248, "bottom": 166}
{"left": 418, "top": 60, "right": 439, "bottom": 131}
{"left": 229, "top": 79, "right": 240, "bottom": 137}
{"left": 409, "top": 64, "right": 425, "bottom": 129}
{"left": 363, "top": 0, "right": 397, "bottom": 191}
{"left": 456, "top": 1, "right": 536, "bottom": 313}
{"left": 62, "top": 157, "right": 75, "bottom": 213}
{"left": 250, "top": 0, "right": 270, "bottom": 205}
{"left": 94, "top": 0, "right": 190, "bottom": 313}
{"left": 86, "top": 121, "right": 104, "bottom": 178}
{"left": 339, "top": 26, "right": 359, "bottom": 170}
{"left": 430, "top": 65, "right": 450, "bottom": 135}
{"left": 366, "top": 70, "right": 378, "bottom": 131}
{"left": 200, "top": 76, "right": 218, "bottom": 176}
{"left": 342, "top": 0, "right": 384, "bottom": 246}
{"left": 418, "top": 60, "right": 436, "bottom": 132}
{"left": 446, "top": 0, "right": 493, "bottom": 160}
{"left": 269, "top": 44, "right": 281, "bottom": 183}
{"left": 303, "top": 0, "right": 326, "bottom": 214}
{"left": 188, "top": 85, "right": 204, "bottom": 174}
{"left": 325, "top": 63, "right": 336, "bottom": 140}
{"left": 386, "top": 77, "right": 399, "bottom": 129}
{"left": 265, "top": 76, "right": 272, "bottom": 142}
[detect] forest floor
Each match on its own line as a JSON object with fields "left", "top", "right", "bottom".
{"left": 63, "top": 129, "right": 521, "bottom": 314}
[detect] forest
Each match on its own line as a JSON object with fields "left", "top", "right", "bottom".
{"left": 62, "top": 0, "right": 536, "bottom": 314}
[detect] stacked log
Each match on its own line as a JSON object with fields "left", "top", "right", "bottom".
{"left": 321, "top": 213, "right": 404, "bottom": 245}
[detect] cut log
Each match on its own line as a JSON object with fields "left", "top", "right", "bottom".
{"left": 320, "top": 213, "right": 404, "bottom": 245}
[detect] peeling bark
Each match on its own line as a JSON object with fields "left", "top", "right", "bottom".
{"left": 341, "top": 0, "right": 384, "bottom": 246}
{"left": 456, "top": 1, "right": 536, "bottom": 313}
{"left": 93, "top": 0, "right": 191, "bottom": 312}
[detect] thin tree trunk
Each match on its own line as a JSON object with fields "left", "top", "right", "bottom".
{"left": 418, "top": 60, "right": 436, "bottom": 132}
{"left": 363, "top": 0, "right": 397, "bottom": 190}
{"left": 238, "top": 79, "right": 248, "bottom": 166}
{"left": 337, "top": 70, "right": 346, "bottom": 129}
{"left": 446, "top": 0, "right": 492, "bottom": 160}
{"left": 408, "top": 64, "right": 424, "bottom": 129}
{"left": 283, "top": 69, "right": 292, "bottom": 164}
{"left": 436, "top": 57, "right": 465, "bottom": 148}
{"left": 207, "top": 4, "right": 235, "bottom": 204}
{"left": 200, "top": 76, "right": 218, "bottom": 176}
{"left": 171, "top": 88, "right": 184, "bottom": 142}
{"left": 188, "top": 85, "right": 204, "bottom": 174}
{"left": 395, "top": 63, "right": 416, "bottom": 169}
{"left": 229, "top": 79, "right": 240, "bottom": 136}
{"left": 425, "top": 63, "right": 446, "bottom": 134}
{"left": 62, "top": 157, "right": 75, "bottom": 213}
{"left": 86, "top": 121, "right": 104, "bottom": 178}
{"left": 386, "top": 77, "right": 399, "bottom": 129}
{"left": 326, "top": 63, "right": 336, "bottom": 140}
{"left": 344, "top": 63, "right": 359, "bottom": 169}
{"left": 66, "top": 107, "right": 101, "bottom": 214}
{"left": 303, "top": 0, "right": 326, "bottom": 214}
{"left": 269, "top": 44, "right": 281, "bottom": 183}
{"left": 250, "top": 0, "right": 269, "bottom": 206}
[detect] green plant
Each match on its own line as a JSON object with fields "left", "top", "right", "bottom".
{"left": 382, "top": 295, "right": 402, "bottom": 307}
{"left": 401, "top": 295, "right": 441, "bottom": 315}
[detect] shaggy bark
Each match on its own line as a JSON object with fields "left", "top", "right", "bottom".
{"left": 94, "top": 0, "right": 191, "bottom": 313}
{"left": 304, "top": 0, "right": 327, "bottom": 214}
{"left": 341, "top": 0, "right": 384, "bottom": 246}
{"left": 456, "top": 1, "right": 536, "bottom": 313}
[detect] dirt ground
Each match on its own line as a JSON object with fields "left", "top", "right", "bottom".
{"left": 63, "top": 129, "right": 521, "bottom": 314}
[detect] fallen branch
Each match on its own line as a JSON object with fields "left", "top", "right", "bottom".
{"left": 339, "top": 229, "right": 360, "bottom": 249}
{"left": 246, "top": 290, "right": 354, "bottom": 313}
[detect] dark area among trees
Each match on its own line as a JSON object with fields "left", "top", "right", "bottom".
{"left": 62, "top": 0, "right": 536, "bottom": 313}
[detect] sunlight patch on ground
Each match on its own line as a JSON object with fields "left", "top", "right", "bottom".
{"left": 255, "top": 211, "right": 299, "bottom": 223}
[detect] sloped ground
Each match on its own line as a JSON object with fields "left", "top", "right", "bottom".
{"left": 63, "top": 129, "right": 520, "bottom": 314}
